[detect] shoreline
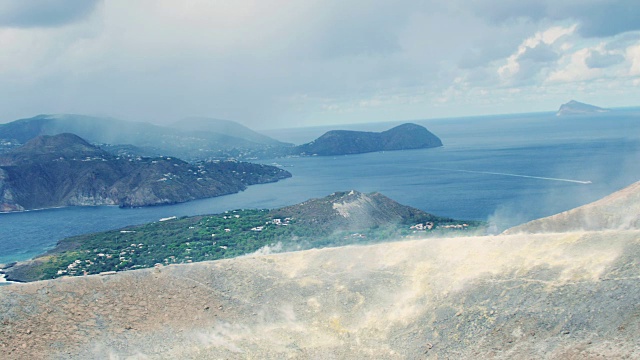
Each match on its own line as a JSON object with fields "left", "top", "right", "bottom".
{"left": 0, "top": 271, "right": 17, "bottom": 285}
{"left": 0, "top": 204, "right": 121, "bottom": 215}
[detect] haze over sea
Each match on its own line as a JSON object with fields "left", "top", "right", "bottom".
{"left": 1, "top": 110, "right": 639, "bottom": 265}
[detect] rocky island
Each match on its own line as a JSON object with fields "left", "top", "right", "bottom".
{"left": 294, "top": 123, "right": 442, "bottom": 156}
{"left": 0, "top": 133, "right": 291, "bottom": 212}
{"left": 556, "top": 100, "right": 610, "bottom": 116}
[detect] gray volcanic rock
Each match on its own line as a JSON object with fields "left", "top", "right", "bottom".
{"left": 504, "top": 180, "right": 640, "bottom": 234}
{"left": 294, "top": 123, "right": 442, "bottom": 156}
{"left": 556, "top": 100, "right": 610, "bottom": 116}
{"left": 271, "top": 190, "right": 446, "bottom": 232}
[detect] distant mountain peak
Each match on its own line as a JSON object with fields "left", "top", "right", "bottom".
{"left": 556, "top": 100, "right": 610, "bottom": 116}
{"left": 0, "top": 113, "right": 293, "bottom": 161}
{"left": 271, "top": 190, "right": 443, "bottom": 232}
{"left": 172, "top": 117, "right": 290, "bottom": 147}
{"left": 1, "top": 133, "right": 107, "bottom": 165}
{"left": 21, "top": 133, "right": 96, "bottom": 152}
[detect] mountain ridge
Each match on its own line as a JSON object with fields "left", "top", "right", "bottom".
{"left": 0, "top": 114, "right": 289, "bottom": 160}
{"left": 173, "top": 117, "right": 288, "bottom": 147}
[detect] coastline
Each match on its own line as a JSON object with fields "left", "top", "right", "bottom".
{"left": 0, "top": 204, "right": 120, "bottom": 215}
{"left": 0, "top": 270, "right": 16, "bottom": 285}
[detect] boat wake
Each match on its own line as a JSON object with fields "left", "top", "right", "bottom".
{"left": 425, "top": 167, "right": 592, "bottom": 184}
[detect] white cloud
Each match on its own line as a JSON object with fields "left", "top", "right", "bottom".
{"left": 546, "top": 48, "right": 601, "bottom": 83}
{"left": 498, "top": 25, "right": 576, "bottom": 84}
{"left": 0, "top": 1, "right": 639, "bottom": 128}
{"left": 628, "top": 44, "right": 640, "bottom": 75}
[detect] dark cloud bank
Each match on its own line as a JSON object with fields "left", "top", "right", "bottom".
{"left": 0, "top": 0, "right": 100, "bottom": 28}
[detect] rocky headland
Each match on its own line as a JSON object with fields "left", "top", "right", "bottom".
{"left": 0, "top": 133, "right": 291, "bottom": 212}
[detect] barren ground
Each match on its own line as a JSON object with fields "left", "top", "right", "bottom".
{"left": 2, "top": 230, "right": 640, "bottom": 359}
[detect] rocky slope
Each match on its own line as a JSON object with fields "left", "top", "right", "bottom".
{"left": 1, "top": 182, "right": 640, "bottom": 359}
{"left": 294, "top": 123, "right": 442, "bottom": 156}
{"left": 556, "top": 100, "right": 610, "bottom": 116}
{"left": 271, "top": 190, "right": 449, "bottom": 232}
{"left": 1, "top": 230, "right": 639, "bottom": 359}
{"left": 172, "top": 117, "right": 287, "bottom": 147}
{"left": 0, "top": 133, "right": 291, "bottom": 212}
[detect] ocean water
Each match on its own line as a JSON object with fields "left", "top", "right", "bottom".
{"left": 1, "top": 110, "right": 640, "bottom": 265}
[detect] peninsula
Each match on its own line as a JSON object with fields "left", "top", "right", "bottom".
{"left": 2, "top": 190, "right": 481, "bottom": 282}
{"left": 0, "top": 133, "right": 291, "bottom": 212}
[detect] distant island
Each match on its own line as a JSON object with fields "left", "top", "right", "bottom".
{"left": 0, "top": 133, "right": 291, "bottom": 212}
{"left": 293, "top": 123, "right": 442, "bottom": 156}
{"left": 556, "top": 100, "right": 610, "bottom": 116}
{"left": 2, "top": 190, "right": 483, "bottom": 282}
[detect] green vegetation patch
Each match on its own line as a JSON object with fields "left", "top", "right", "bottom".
{"left": 15, "top": 209, "right": 484, "bottom": 282}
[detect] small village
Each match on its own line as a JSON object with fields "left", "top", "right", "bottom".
{"left": 410, "top": 222, "right": 469, "bottom": 232}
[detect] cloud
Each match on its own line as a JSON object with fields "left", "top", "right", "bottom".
{"left": 547, "top": 49, "right": 601, "bottom": 83}
{"left": 0, "top": 0, "right": 101, "bottom": 28}
{"left": 471, "top": 0, "right": 640, "bottom": 38}
{"left": 605, "top": 32, "right": 640, "bottom": 50}
{"left": 0, "top": 1, "right": 639, "bottom": 128}
{"left": 519, "top": 43, "right": 559, "bottom": 63}
{"left": 575, "top": 0, "right": 640, "bottom": 37}
{"left": 468, "top": 0, "right": 548, "bottom": 23}
{"left": 628, "top": 44, "right": 640, "bottom": 75}
{"left": 585, "top": 50, "right": 625, "bottom": 68}
{"left": 498, "top": 25, "right": 575, "bottom": 85}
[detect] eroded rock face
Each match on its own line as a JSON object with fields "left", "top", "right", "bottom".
{"left": 2, "top": 230, "right": 639, "bottom": 359}
{"left": 0, "top": 168, "right": 23, "bottom": 212}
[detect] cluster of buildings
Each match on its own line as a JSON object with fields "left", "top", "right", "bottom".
{"left": 410, "top": 222, "right": 470, "bottom": 231}
{"left": 410, "top": 222, "right": 435, "bottom": 231}
{"left": 251, "top": 217, "right": 293, "bottom": 232}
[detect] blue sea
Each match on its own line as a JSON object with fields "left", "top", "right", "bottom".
{"left": 1, "top": 110, "right": 640, "bottom": 265}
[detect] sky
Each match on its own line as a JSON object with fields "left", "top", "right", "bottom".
{"left": 0, "top": 0, "right": 639, "bottom": 129}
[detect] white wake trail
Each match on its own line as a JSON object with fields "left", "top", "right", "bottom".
{"left": 425, "top": 167, "right": 592, "bottom": 184}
